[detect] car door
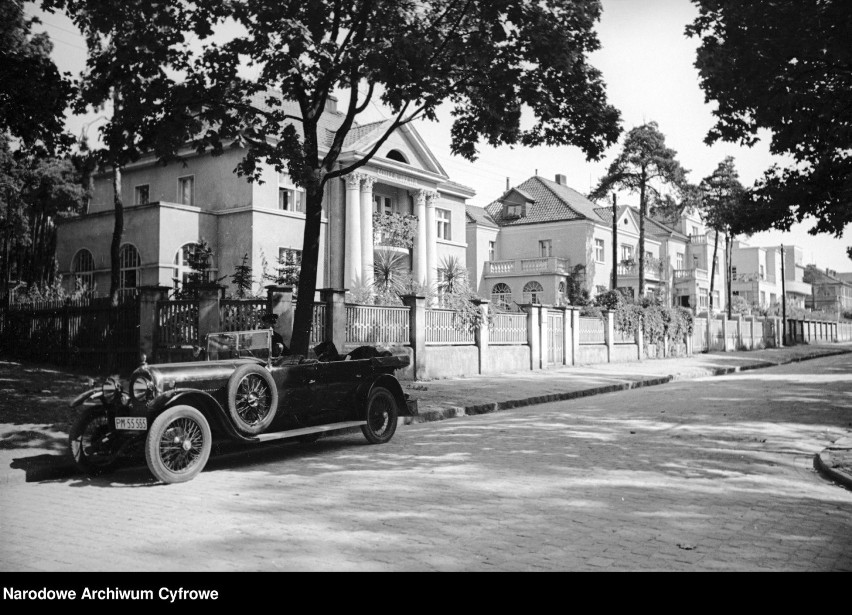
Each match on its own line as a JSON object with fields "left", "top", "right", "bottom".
{"left": 319, "top": 358, "right": 371, "bottom": 421}
{"left": 273, "top": 360, "right": 319, "bottom": 419}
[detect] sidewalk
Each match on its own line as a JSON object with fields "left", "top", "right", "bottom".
{"left": 1, "top": 343, "right": 851, "bottom": 486}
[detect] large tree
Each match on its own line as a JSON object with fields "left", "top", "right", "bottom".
{"left": 45, "top": 0, "right": 210, "bottom": 305}
{"left": 590, "top": 122, "right": 687, "bottom": 297}
{"left": 165, "top": 0, "right": 623, "bottom": 354}
{"left": 699, "top": 157, "right": 745, "bottom": 316}
{"left": 687, "top": 0, "right": 852, "bottom": 240}
{"left": 0, "top": 0, "right": 73, "bottom": 153}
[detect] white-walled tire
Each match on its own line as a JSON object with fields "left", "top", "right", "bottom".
{"left": 145, "top": 405, "right": 211, "bottom": 484}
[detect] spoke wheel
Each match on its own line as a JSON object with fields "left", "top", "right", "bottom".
{"left": 226, "top": 364, "right": 279, "bottom": 435}
{"left": 361, "top": 387, "right": 399, "bottom": 445}
{"left": 68, "top": 406, "right": 122, "bottom": 476}
{"left": 145, "top": 405, "right": 211, "bottom": 484}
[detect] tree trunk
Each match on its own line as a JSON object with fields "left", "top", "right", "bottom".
{"left": 726, "top": 231, "right": 733, "bottom": 319}
{"left": 109, "top": 165, "right": 124, "bottom": 307}
{"left": 709, "top": 231, "right": 719, "bottom": 312}
{"left": 638, "top": 179, "right": 646, "bottom": 298}
{"left": 290, "top": 179, "right": 325, "bottom": 355}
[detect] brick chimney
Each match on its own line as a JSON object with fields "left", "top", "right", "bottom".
{"left": 555, "top": 174, "right": 568, "bottom": 186}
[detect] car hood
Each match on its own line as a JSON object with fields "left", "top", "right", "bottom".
{"left": 134, "top": 358, "right": 265, "bottom": 388}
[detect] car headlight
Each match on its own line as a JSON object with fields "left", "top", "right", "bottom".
{"left": 101, "top": 377, "right": 121, "bottom": 404}
{"left": 132, "top": 375, "right": 157, "bottom": 402}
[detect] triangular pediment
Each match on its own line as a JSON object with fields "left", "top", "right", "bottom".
{"left": 617, "top": 208, "right": 642, "bottom": 237}
{"left": 338, "top": 121, "right": 447, "bottom": 179}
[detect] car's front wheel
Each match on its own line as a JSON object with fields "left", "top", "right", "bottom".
{"left": 361, "top": 387, "right": 399, "bottom": 445}
{"left": 145, "top": 405, "right": 211, "bottom": 484}
{"left": 68, "top": 406, "right": 122, "bottom": 476}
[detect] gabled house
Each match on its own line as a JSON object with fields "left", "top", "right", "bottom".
{"left": 466, "top": 173, "right": 729, "bottom": 311}
{"left": 56, "top": 93, "right": 475, "bottom": 299}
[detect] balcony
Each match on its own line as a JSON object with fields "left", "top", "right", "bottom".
{"left": 783, "top": 279, "right": 813, "bottom": 296}
{"left": 484, "top": 257, "right": 572, "bottom": 277}
{"left": 732, "top": 272, "right": 777, "bottom": 284}
{"left": 688, "top": 234, "right": 707, "bottom": 245}
{"left": 617, "top": 256, "right": 666, "bottom": 281}
{"left": 373, "top": 212, "right": 417, "bottom": 250}
{"left": 673, "top": 267, "right": 709, "bottom": 283}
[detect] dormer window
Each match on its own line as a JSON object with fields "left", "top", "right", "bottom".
{"left": 505, "top": 204, "right": 524, "bottom": 219}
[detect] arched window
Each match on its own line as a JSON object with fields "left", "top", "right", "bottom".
{"left": 491, "top": 283, "right": 512, "bottom": 310}
{"left": 71, "top": 249, "right": 94, "bottom": 292}
{"left": 523, "top": 281, "right": 543, "bottom": 305}
{"left": 386, "top": 149, "right": 408, "bottom": 164}
{"left": 173, "top": 243, "right": 196, "bottom": 289}
{"left": 119, "top": 244, "right": 140, "bottom": 296}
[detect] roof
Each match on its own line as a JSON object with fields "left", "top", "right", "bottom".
{"left": 466, "top": 205, "right": 498, "bottom": 228}
{"left": 484, "top": 176, "right": 607, "bottom": 226}
{"left": 593, "top": 204, "right": 630, "bottom": 226}
{"left": 646, "top": 214, "right": 688, "bottom": 240}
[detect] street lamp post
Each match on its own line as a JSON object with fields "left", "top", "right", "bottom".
{"left": 781, "top": 244, "right": 787, "bottom": 346}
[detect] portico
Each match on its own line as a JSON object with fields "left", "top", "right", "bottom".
{"left": 341, "top": 171, "right": 449, "bottom": 293}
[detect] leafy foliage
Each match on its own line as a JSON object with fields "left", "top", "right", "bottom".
{"left": 229, "top": 253, "right": 255, "bottom": 299}
{"left": 0, "top": 1, "right": 73, "bottom": 153}
{"left": 687, "top": 0, "right": 852, "bottom": 239}
{"left": 373, "top": 212, "right": 418, "bottom": 249}
{"left": 173, "top": 239, "right": 218, "bottom": 299}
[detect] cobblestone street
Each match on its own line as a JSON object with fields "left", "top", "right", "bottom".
{"left": 2, "top": 354, "right": 852, "bottom": 571}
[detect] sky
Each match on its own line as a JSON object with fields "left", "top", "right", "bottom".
{"left": 27, "top": 0, "right": 852, "bottom": 273}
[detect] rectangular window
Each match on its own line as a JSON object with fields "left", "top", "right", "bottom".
{"left": 134, "top": 184, "right": 149, "bottom": 206}
{"left": 539, "top": 240, "right": 552, "bottom": 258}
{"left": 488, "top": 241, "right": 496, "bottom": 262}
{"left": 595, "top": 238, "right": 605, "bottom": 262}
{"left": 436, "top": 208, "right": 451, "bottom": 241}
{"left": 760, "top": 291, "right": 766, "bottom": 306}
{"left": 713, "top": 290, "right": 720, "bottom": 307}
{"left": 277, "top": 248, "right": 302, "bottom": 286}
{"left": 621, "top": 244, "right": 633, "bottom": 262}
{"left": 759, "top": 264, "right": 765, "bottom": 279}
{"left": 374, "top": 195, "right": 393, "bottom": 214}
{"left": 699, "top": 291, "right": 708, "bottom": 308}
{"left": 676, "top": 252, "right": 684, "bottom": 269}
{"left": 177, "top": 176, "right": 194, "bottom": 206}
{"left": 278, "top": 187, "right": 305, "bottom": 212}
{"left": 691, "top": 225, "right": 699, "bottom": 237}
{"left": 731, "top": 266, "right": 737, "bottom": 279}
{"left": 645, "top": 251, "right": 653, "bottom": 262}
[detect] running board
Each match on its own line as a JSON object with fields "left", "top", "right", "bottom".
{"left": 252, "top": 421, "right": 367, "bottom": 443}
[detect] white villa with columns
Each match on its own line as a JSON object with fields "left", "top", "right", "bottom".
{"left": 55, "top": 95, "right": 474, "bottom": 299}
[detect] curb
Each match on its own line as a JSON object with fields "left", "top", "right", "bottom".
{"left": 406, "top": 348, "right": 852, "bottom": 424}
{"left": 5, "top": 347, "right": 851, "bottom": 485}
{"left": 813, "top": 438, "right": 852, "bottom": 492}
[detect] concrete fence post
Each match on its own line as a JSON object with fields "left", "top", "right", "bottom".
{"left": 473, "top": 299, "right": 489, "bottom": 375}
{"left": 318, "top": 288, "right": 346, "bottom": 351}
{"left": 401, "top": 294, "right": 426, "bottom": 380}
{"left": 605, "top": 310, "right": 614, "bottom": 363}
{"left": 561, "top": 307, "right": 570, "bottom": 366}
{"left": 571, "top": 308, "right": 581, "bottom": 366}
{"left": 138, "top": 285, "right": 171, "bottom": 363}
{"left": 635, "top": 316, "right": 644, "bottom": 361}
{"left": 539, "top": 305, "right": 550, "bottom": 368}
{"left": 721, "top": 316, "right": 729, "bottom": 352}
{"left": 266, "top": 285, "right": 294, "bottom": 347}
{"left": 523, "top": 304, "right": 541, "bottom": 370}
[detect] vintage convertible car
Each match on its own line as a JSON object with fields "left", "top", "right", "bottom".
{"left": 68, "top": 330, "right": 412, "bottom": 483}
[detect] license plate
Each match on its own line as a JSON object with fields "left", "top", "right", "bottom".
{"left": 115, "top": 417, "right": 147, "bottom": 431}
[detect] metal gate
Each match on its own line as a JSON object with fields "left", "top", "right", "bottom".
{"left": 547, "top": 312, "right": 564, "bottom": 365}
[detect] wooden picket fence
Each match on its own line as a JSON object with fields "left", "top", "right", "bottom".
{"left": 0, "top": 296, "right": 140, "bottom": 371}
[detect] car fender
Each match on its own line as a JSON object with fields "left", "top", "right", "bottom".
{"left": 365, "top": 375, "right": 411, "bottom": 417}
{"left": 70, "top": 388, "right": 104, "bottom": 408}
{"left": 154, "top": 390, "right": 255, "bottom": 442}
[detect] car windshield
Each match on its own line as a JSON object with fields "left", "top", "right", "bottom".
{"left": 207, "top": 330, "right": 271, "bottom": 361}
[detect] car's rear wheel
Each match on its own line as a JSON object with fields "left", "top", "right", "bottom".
{"left": 226, "top": 364, "right": 279, "bottom": 435}
{"left": 145, "top": 405, "right": 211, "bottom": 484}
{"left": 68, "top": 406, "right": 122, "bottom": 476}
{"left": 361, "top": 387, "right": 399, "bottom": 445}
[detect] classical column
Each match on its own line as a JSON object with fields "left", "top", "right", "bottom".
{"left": 344, "top": 174, "right": 362, "bottom": 290}
{"left": 425, "top": 190, "right": 438, "bottom": 291}
{"left": 413, "top": 190, "right": 428, "bottom": 286}
{"left": 359, "top": 175, "right": 376, "bottom": 288}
